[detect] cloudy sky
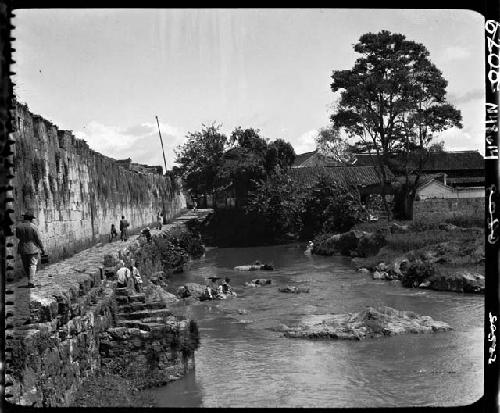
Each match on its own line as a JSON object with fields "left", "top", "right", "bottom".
{"left": 14, "top": 9, "right": 484, "bottom": 168}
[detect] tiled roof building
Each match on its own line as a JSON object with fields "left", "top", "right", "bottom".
{"left": 290, "top": 165, "right": 394, "bottom": 188}
{"left": 293, "top": 150, "right": 484, "bottom": 188}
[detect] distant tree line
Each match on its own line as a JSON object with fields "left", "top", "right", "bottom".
{"left": 174, "top": 123, "right": 295, "bottom": 207}
{"left": 174, "top": 30, "right": 462, "bottom": 244}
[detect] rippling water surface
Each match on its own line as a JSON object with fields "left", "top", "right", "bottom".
{"left": 143, "top": 244, "right": 484, "bottom": 408}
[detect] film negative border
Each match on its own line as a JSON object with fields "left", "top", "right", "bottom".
{"left": 0, "top": 3, "right": 495, "bottom": 410}
{"left": 485, "top": 2, "right": 500, "bottom": 412}
{"left": 1, "top": 0, "right": 16, "bottom": 408}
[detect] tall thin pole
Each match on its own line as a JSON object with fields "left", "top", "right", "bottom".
{"left": 155, "top": 115, "right": 168, "bottom": 174}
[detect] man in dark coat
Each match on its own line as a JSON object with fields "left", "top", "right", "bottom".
{"left": 16, "top": 209, "right": 45, "bottom": 288}
{"left": 119, "top": 215, "right": 129, "bottom": 241}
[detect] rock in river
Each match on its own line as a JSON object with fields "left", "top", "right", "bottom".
{"left": 176, "top": 283, "right": 206, "bottom": 299}
{"left": 234, "top": 264, "right": 274, "bottom": 271}
{"left": 282, "top": 306, "right": 451, "bottom": 340}
{"left": 278, "top": 286, "right": 310, "bottom": 294}
{"left": 430, "top": 271, "right": 485, "bottom": 293}
{"left": 372, "top": 271, "right": 386, "bottom": 280}
{"left": 245, "top": 279, "right": 272, "bottom": 287}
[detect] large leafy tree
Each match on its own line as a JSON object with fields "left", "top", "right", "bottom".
{"left": 216, "top": 127, "right": 269, "bottom": 205}
{"left": 229, "top": 126, "right": 268, "bottom": 154}
{"left": 330, "top": 30, "right": 462, "bottom": 218}
{"left": 265, "top": 138, "right": 296, "bottom": 172}
{"left": 175, "top": 123, "right": 228, "bottom": 198}
{"left": 246, "top": 169, "right": 304, "bottom": 238}
{"left": 216, "top": 128, "right": 296, "bottom": 206}
{"left": 300, "top": 173, "right": 365, "bottom": 239}
{"left": 315, "top": 125, "right": 357, "bottom": 165}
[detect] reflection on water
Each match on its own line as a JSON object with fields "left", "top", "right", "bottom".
{"left": 143, "top": 244, "right": 484, "bottom": 407}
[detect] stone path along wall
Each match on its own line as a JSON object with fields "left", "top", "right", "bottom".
{"left": 4, "top": 210, "right": 208, "bottom": 406}
{"left": 9, "top": 102, "right": 186, "bottom": 278}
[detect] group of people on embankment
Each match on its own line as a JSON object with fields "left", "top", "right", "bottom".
{"left": 109, "top": 216, "right": 129, "bottom": 242}
{"left": 203, "top": 277, "right": 235, "bottom": 300}
{"left": 110, "top": 212, "right": 164, "bottom": 242}
{"left": 14, "top": 208, "right": 165, "bottom": 288}
{"left": 178, "top": 277, "right": 236, "bottom": 301}
{"left": 116, "top": 260, "right": 143, "bottom": 292}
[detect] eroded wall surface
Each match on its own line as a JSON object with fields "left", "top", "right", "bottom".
{"left": 11, "top": 102, "right": 185, "bottom": 266}
{"left": 5, "top": 225, "right": 198, "bottom": 407}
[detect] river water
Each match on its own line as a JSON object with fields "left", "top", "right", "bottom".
{"left": 143, "top": 244, "right": 484, "bottom": 408}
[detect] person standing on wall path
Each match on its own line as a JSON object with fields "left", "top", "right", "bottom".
{"left": 157, "top": 211, "right": 162, "bottom": 230}
{"left": 109, "top": 223, "right": 118, "bottom": 242}
{"left": 120, "top": 215, "right": 129, "bottom": 241}
{"left": 15, "top": 209, "right": 45, "bottom": 288}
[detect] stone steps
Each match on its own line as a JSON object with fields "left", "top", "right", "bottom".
{"left": 116, "top": 320, "right": 168, "bottom": 331}
{"left": 129, "top": 294, "right": 146, "bottom": 303}
{"left": 115, "top": 296, "right": 129, "bottom": 305}
{"left": 141, "top": 315, "right": 179, "bottom": 324}
{"left": 115, "top": 288, "right": 130, "bottom": 297}
{"left": 116, "top": 308, "right": 173, "bottom": 321}
{"left": 117, "top": 302, "right": 165, "bottom": 313}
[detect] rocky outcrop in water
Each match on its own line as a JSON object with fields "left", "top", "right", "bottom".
{"left": 356, "top": 236, "right": 484, "bottom": 294}
{"left": 312, "top": 230, "right": 386, "bottom": 258}
{"left": 176, "top": 283, "right": 206, "bottom": 299}
{"left": 245, "top": 279, "right": 272, "bottom": 287}
{"left": 428, "top": 271, "right": 485, "bottom": 293}
{"left": 234, "top": 264, "right": 274, "bottom": 271}
{"left": 278, "top": 286, "right": 310, "bottom": 294}
{"left": 281, "top": 306, "right": 451, "bottom": 340}
{"left": 144, "top": 283, "right": 179, "bottom": 305}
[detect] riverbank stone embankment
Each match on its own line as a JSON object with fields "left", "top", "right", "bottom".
{"left": 5, "top": 209, "right": 210, "bottom": 407}
{"left": 280, "top": 306, "right": 452, "bottom": 340}
{"left": 355, "top": 238, "right": 485, "bottom": 294}
{"left": 312, "top": 221, "right": 484, "bottom": 294}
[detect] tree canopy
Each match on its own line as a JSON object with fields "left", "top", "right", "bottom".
{"left": 175, "top": 123, "right": 228, "bottom": 197}
{"left": 217, "top": 127, "right": 296, "bottom": 203}
{"left": 330, "top": 30, "right": 462, "bottom": 218}
{"left": 330, "top": 30, "right": 462, "bottom": 159}
{"left": 265, "top": 138, "right": 296, "bottom": 172}
{"left": 176, "top": 124, "right": 295, "bottom": 204}
{"left": 315, "top": 125, "right": 357, "bottom": 165}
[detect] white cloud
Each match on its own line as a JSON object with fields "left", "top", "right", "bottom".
{"left": 437, "top": 126, "right": 484, "bottom": 155}
{"left": 447, "top": 88, "right": 484, "bottom": 104}
{"left": 441, "top": 46, "right": 470, "bottom": 62}
{"left": 291, "top": 129, "right": 318, "bottom": 154}
{"left": 74, "top": 121, "right": 186, "bottom": 168}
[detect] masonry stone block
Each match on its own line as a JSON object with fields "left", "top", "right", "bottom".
{"left": 13, "top": 103, "right": 186, "bottom": 275}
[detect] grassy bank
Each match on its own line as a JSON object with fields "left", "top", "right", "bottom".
{"left": 351, "top": 218, "right": 483, "bottom": 271}
{"left": 312, "top": 215, "right": 484, "bottom": 293}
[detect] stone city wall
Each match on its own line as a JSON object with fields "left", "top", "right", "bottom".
{"left": 5, "top": 225, "right": 199, "bottom": 406}
{"left": 413, "top": 197, "right": 484, "bottom": 221}
{"left": 10, "top": 102, "right": 185, "bottom": 273}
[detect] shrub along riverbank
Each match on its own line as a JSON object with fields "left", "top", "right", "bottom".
{"left": 197, "top": 172, "right": 367, "bottom": 248}
{"left": 312, "top": 216, "right": 484, "bottom": 294}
